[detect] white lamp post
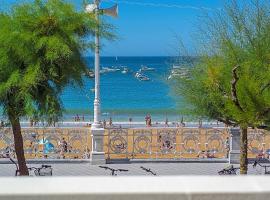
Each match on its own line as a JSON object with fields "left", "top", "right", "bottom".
{"left": 85, "top": 0, "right": 118, "bottom": 164}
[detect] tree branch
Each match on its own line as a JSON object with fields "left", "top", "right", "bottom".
{"left": 217, "top": 117, "right": 237, "bottom": 126}
{"left": 260, "top": 82, "right": 270, "bottom": 94}
{"left": 231, "top": 65, "right": 244, "bottom": 112}
{"left": 256, "top": 107, "right": 270, "bottom": 121}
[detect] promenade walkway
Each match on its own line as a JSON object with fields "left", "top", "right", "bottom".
{"left": 0, "top": 162, "right": 260, "bottom": 176}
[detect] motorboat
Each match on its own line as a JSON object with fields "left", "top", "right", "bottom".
{"left": 138, "top": 75, "right": 150, "bottom": 81}
{"left": 140, "top": 65, "right": 155, "bottom": 71}
{"left": 85, "top": 70, "right": 94, "bottom": 78}
{"left": 135, "top": 71, "right": 150, "bottom": 81}
{"left": 121, "top": 67, "right": 129, "bottom": 74}
{"left": 101, "top": 67, "right": 121, "bottom": 73}
{"left": 167, "top": 65, "right": 190, "bottom": 80}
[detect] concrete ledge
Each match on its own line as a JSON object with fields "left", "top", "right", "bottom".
{"left": 1, "top": 176, "right": 270, "bottom": 200}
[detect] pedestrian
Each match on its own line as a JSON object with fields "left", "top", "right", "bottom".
{"left": 109, "top": 117, "right": 112, "bottom": 127}
{"left": 199, "top": 119, "right": 202, "bottom": 128}
{"left": 0, "top": 120, "right": 4, "bottom": 127}
{"left": 128, "top": 117, "right": 132, "bottom": 128}
{"left": 225, "top": 137, "right": 230, "bottom": 158}
{"left": 30, "top": 119, "right": 33, "bottom": 127}
{"left": 103, "top": 119, "right": 106, "bottom": 128}
{"left": 59, "top": 138, "right": 68, "bottom": 159}
{"left": 145, "top": 114, "right": 149, "bottom": 126}
{"left": 165, "top": 117, "right": 169, "bottom": 127}
{"left": 148, "top": 114, "right": 152, "bottom": 127}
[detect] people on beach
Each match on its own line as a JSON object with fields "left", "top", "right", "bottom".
{"left": 128, "top": 117, "right": 132, "bottom": 127}
{"left": 30, "top": 118, "right": 34, "bottom": 127}
{"left": 180, "top": 116, "right": 185, "bottom": 127}
{"left": 165, "top": 117, "right": 169, "bottom": 127}
{"left": 109, "top": 117, "right": 112, "bottom": 127}
{"left": 103, "top": 119, "right": 106, "bottom": 128}
{"left": 199, "top": 119, "right": 203, "bottom": 128}
{"left": 0, "top": 120, "right": 4, "bottom": 127}
{"left": 145, "top": 114, "right": 149, "bottom": 126}
{"left": 74, "top": 114, "right": 80, "bottom": 122}
{"left": 145, "top": 114, "right": 152, "bottom": 127}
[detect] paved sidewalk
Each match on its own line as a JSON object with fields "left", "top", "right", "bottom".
{"left": 0, "top": 162, "right": 263, "bottom": 176}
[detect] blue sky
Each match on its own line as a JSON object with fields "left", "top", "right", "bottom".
{"left": 1, "top": 0, "right": 224, "bottom": 56}
{"left": 100, "top": 0, "right": 223, "bottom": 56}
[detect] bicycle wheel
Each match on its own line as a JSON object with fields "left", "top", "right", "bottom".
{"left": 218, "top": 170, "right": 225, "bottom": 175}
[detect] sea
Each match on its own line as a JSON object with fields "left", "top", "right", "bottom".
{"left": 61, "top": 56, "right": 191, "bottom": 122}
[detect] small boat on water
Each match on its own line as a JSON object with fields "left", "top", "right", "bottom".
{"left": 85, "top": 70, "right": 95, "bottom": 78}
{"left": 167, "top": 65, "right": 190, "bottom": 80}
{"left": 121, "top": 68, "right": 129, "bottom": 74}
{"left": 140, "top": 65, "right": 155, "bottom": 71}
{"left": 120, "top": 66, "right": 130, "bottom": 74}
{"left": 135, "top": 72, "right": 150, "bottom": 81}
{"left": 138, "top": 76, "right": 150, "bottom": 81}
{"left": 101, "top": 67, "right": 121, "bottom": 73}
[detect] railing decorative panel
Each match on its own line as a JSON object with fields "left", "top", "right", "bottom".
{"left": 0, "top": 128, "right": 91, "bottom": 159}
{"left": 104, "top": 128, "right": 231, "bottom": 160}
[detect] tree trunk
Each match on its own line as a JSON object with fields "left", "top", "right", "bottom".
{"left": 10, "top": 116, "right": 29, "bottom": 176}
{"left": 240, "top": 127, "right": 248, "bottom": 174}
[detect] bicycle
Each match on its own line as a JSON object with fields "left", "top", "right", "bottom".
{"left": 8, "top": 157, "right": 52, "bottom": 176}
{"left": 253, "top": 160, "right": 270, "bottom": 175}
{"left": 140, "top": 166, "right": 157, "bottom": 176}
{"left": 218, "top": 165, "right": 240, "bottom": 175}
{"left": 99, "top": 166, "right": 128, "bottom": 176}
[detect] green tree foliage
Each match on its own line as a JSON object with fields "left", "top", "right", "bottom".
{"left": 175, "top": 0, "right": 270, "bottom": 174}
{"left": 0, "top": 0, "right": 113, "bottom": 175}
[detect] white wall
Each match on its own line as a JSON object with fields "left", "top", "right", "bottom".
{"left": 0, "top": 176, "right": 269, "bottom": 200}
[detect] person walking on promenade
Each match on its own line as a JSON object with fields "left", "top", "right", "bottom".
{"left": 225, "top": 137, "right": 230, "bottom": 158}
{"left": 59, "top": 138, "right": 68, "bottom": 159}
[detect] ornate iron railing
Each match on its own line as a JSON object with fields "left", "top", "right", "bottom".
{"left": 0, "top": 127, "right": 269, "bottom": 160}
{"left": 104, "top": 128, "right": 270, "bottom": 160}
{"left": 0, "top": 128, "right": 91, "bottom": 159}
{"left": 104, "top": 128, "right": 230, "bottom": 160}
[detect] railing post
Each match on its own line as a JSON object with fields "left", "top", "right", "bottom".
{"left": 229, "top": 128, "right": 240, "bottom": 164}
{"left": 90, "top": 128, "right": 105, "bottom": 165}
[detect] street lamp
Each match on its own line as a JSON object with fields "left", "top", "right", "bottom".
{"left": 85, "top": 0, "right": 118, "bottom": 164}
{"left": 85, "top": 0, "right": 118, "bottom": 128}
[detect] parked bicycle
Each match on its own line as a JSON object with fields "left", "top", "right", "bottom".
{"left": 8, "top": 157, "right": 52, "bottom": 176}
{"left": 99, "top": 166, "right": 128, "bottom": 176}
{"left": 218, "top": 165, "right": 239, "bottom": 175}
{"left": 140, "top": 166, "right": 157, "bottom": 176}
{"left": 253, "top": 160, "right": 270, "bottom": 175}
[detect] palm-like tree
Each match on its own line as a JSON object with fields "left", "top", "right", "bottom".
{"left": 0, "top": 0, "right": 113, "bottom": 175}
